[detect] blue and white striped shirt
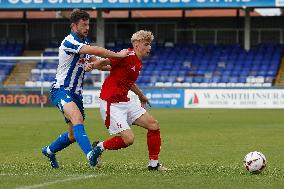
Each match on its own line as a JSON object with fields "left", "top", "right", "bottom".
{"left": 52, "top": 31, "right": 92, "bottom": 95}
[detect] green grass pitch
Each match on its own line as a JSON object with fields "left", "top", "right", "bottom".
{"left": 1, "top": 107, "right": 284, "bottom": 189}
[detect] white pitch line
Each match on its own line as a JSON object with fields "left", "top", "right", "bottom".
{"left": 13, "top": 174, "right": 97, "bottom": 189}
{"left": 0, "top": 173, "right": 18, "bottom": 176}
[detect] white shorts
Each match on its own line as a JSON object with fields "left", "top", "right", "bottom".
{"left": 99, "top": 98, "right": 146, "bottom": 135}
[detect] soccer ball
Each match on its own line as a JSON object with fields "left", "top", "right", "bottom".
{"left": 243, "top": 151, "right": 267, "bottom": 173}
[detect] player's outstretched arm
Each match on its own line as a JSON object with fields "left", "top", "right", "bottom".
{"left": 85, "top": 58, "right": 112, "bottom": 72}
{"left": 130, "top": 83, "right": 151, "bottom": 107}
{"left": 79, "top": 45, "right": 129, "bottom": 59}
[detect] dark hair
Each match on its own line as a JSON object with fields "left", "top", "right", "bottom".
{"left": 70, "top": 10, "right": 90, "bottom": 24}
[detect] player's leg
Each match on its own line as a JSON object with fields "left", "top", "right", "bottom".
{"left": 67, "top": 122, "right": 76, "bottom": 142}
{"left": 43, "top": 88, "right": 98, "bottom": 167}
{"left": 125, "top": 99, "right": 167, "bottom": 171}
{"left": 46, "top": 122, "right": 76, "bottom": 154}
{"left": 42, "top": 89, "right": 77, "bottom": 168}
{"left": 132, "top": 111, "right": 165, "bottom": 170}
{"left": 125, "top": 100, "right": 160, "bottom": 162}
{"left": 42, "top": 122, "right": 76, "bottom": 168}
{"left": 63, "top": 101, "right": 98, "bottom": 166}
{"left": 97, "top": 129, "right": 134, "bottom": 151}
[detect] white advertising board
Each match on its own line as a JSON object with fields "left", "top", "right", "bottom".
{"left": 184, "top": 89, "right": 284, "bottom": 109}
{"left": 82, "top": 90, "right": 101, "bottom": 108}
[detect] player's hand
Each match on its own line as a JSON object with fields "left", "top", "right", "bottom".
{"left": 85, "top": 63, "right": 94, "bottom": 72}
{"left": 139, "top": 94, "right": 151, "bottom": 108}
{"left": 116, "top": 49, "right": 129, "bottom": 58}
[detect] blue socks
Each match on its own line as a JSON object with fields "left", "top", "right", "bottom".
{"left": 47, "top": 124, "right": 92, "bottom": 158}
{"left": 49, "top": 131, "right": 74, "bottom": 153}
{"left": 73, "top": 124, "right": 92, "bottom": 156}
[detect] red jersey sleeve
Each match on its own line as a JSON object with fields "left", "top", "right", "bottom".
{"left": 109, "top": 58, "right": 121, "bottom": 67}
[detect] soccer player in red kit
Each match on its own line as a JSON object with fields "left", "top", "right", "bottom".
{"left": 87, "top": 30, "right": 168, "bottom": 171}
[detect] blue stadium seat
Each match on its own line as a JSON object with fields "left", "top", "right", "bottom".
{"left": 229, "top": 77, "right": 238, "bottom": 83}
{"left": 220, "top": 77, "right": 229, "bottom": 83}
{"left": 238, "top": 77, "right": 247, "bottom": 83}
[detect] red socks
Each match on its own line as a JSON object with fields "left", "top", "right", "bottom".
{"left": 147, "top": 129, "right": 161, "bottom": 160}
{"left": 102, "top": 129, "right": 161, "bottom": 161}
{"left": 103, "top": 136, "right": 128, "bottom": 150}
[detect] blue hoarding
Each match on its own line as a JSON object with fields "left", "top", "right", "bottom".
{"left": 144, "top": 89, "right": 184, "bottom": 108}
{"left": 0, "top": 0, "right": 278, "bottom": 10}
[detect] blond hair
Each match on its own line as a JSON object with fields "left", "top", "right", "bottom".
{"left": 131, "top": 30, "right": 154, "bottom": 44}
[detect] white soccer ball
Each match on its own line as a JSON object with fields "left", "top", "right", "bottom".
{"left": 243, "top": 151, "right": 267, "bottom": 173}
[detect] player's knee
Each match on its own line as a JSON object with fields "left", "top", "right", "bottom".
{"left": 68, "top": 133, "right": 76, "bottom": 142}
{"left": 122, "top": 135, "right": 135, "bottom": 146}
{"left": 148, "top": 119, "right": 160, "bottom": 131}
{"left": 70, "top": 114, "right": 84, "bottom": 124}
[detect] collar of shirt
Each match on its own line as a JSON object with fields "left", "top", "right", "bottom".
{"left": 70, "top": 31, "right": 88, "bottom": 43}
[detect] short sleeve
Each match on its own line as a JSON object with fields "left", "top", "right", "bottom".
{"left": 62, "top": 40, "right": 85, "bottom": 54}
{"left": 109, "top": 58, "right": 121, "bottom": 67}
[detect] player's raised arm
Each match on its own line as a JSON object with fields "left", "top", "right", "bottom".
{"left": 79, "top": 45, "right": 129, "bottom": 59}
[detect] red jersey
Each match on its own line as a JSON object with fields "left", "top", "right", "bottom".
{"left": 100, "top": 49, "right": 142, "bottom": 103}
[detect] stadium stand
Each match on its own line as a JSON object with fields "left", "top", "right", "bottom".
{"left": 24, "top": 42, "right": 283, "bottom": 88}
{"left": 25, "top": 45, "right": 58, "bottom": 88}
{"left": 0, "top": 40, "right": 24, "bottom": 85}
{"left": 105, "top": 42, "right": 283, "bottom": 87}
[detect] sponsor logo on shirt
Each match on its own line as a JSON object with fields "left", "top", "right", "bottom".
{"left": 131, "top": 66, "right": 136, "bottom": 71}
{"left": 79, "top": 58, "right": 86, "bottom": 64}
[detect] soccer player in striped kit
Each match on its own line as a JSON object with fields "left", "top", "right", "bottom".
{"left": 41, "top": 10, "right": 129, "bottom": 168}
{"left": 87, "top": 30, "right": 168, "bottom": 171}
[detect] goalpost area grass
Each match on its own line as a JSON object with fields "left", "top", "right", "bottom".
{"left": 0, "top": 107, "right": 284, "bottom": 189}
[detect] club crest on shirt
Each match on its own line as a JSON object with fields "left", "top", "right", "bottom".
{"left": 117, "top": 123, "right": 122, "bottom": 129}
{"left": 79, "top": 58, "right": 86, "bottom": 64}
{"left": 131, "top": 66, "right": 136, "bottom": 71}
